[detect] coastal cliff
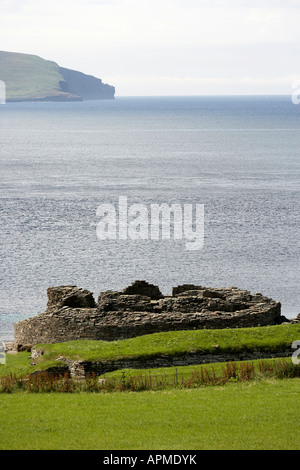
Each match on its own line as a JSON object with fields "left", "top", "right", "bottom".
{"left": 58, "top": 67, "right": 114, "bottom": 100}
{"left": 0, "top": 50, "right": 115, "bottom": 102}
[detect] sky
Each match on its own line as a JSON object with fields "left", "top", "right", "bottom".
{"left": 0, "top": 0, "right": 300, "bottom": 95}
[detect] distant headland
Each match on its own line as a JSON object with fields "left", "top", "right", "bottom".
{"left": 0, "top": 50, "right": 115, "bottom": 102}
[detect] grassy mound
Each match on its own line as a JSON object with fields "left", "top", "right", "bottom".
{"left": 0, "top": 50, "right": 66, "bottom": 101}
{"left": 1, "top": 323, "right": 299, "bottom": 377}
{"left": 35, "top": 323, "right": 300, "bottom": 362}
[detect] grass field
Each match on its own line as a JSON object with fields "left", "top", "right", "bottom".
{"left": 1, "top": 324, "right": 299, "bottom": 449}
{"left": 0, "top": 379, "right": 299, "bottom": 450}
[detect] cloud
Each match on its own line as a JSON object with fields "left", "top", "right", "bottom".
{"left": 108, "top": 73, "right": 300, "bottom": 96}
{"left": 0, "top": 0, "right": 299, "bottom": 95}
{"left": 1, "top": 0, "right": 299, "bottom": 48}
{"left": 174, "top": 0, "right": 300, "bottom": 6}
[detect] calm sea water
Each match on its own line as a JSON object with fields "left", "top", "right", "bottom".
{"left": 0, "top": 96, "right": 299, "bottom": 341}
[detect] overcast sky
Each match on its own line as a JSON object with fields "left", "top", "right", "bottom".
{"left": 1, "top": 0, "right": 300, "bottom": 95}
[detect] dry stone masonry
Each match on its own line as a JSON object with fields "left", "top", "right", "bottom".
{"left": 13, "top": 280, "right": 287, "bottom": 348}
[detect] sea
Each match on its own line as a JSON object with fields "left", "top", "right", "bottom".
{"left": 0, "top": 95, "right": 299, "bottom": 342}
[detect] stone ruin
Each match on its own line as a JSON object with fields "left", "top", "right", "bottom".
{"left": 13, "top": 280, "right": 289, "bottom": 349}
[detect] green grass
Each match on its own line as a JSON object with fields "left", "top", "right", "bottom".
{"left": 0, "top": 50, "right": 65, "bottom": 100}
{"left": 101, "top": 356, "right": 292, "bottom": 381}
{"left": 33, "top": 323, "right": 300, "bottom": 364}
{"left": 2, "top": 356, "right": 299, "bottom": 393}
{"left": 1, "top": 323, "right": 299, "bottom": 377}
{"left": 0, "top": 379, "right": 299, "bottom": 449}
{"left": 1, "top": 325, "right": 299, "bottom": 449}
{"left": 0, "top": 351, "right": 67, "bottom": 377}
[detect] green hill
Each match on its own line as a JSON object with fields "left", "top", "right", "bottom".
{"left": 0, "top": 51, "right": 115, "bottom": 102}
{"left": 2, "top": 323, "right": 299, "bottom": 377}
